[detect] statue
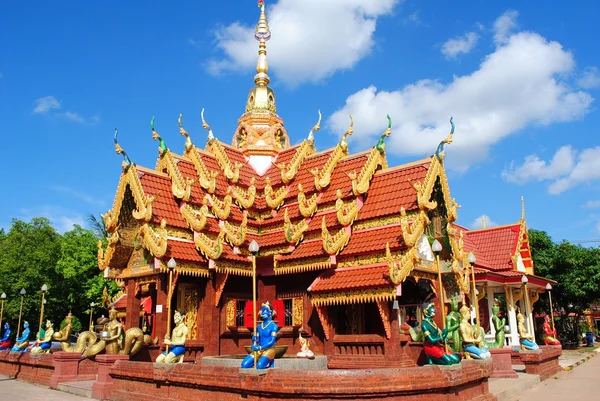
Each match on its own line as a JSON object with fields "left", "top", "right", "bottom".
{"left": 459, "top": 305, "right": 491, "bottom": 359}
{"left": 517, "top": 311, "right": 539, "bottom": 350}
{"left": 489, "top": 301, "right": 506, "bottom": 348}
{"left": 156, "top": 310, "right": 188, "bottom": 364}
{"left": 11, "top": 321, "right": 31, "bottom": 352}
{"left": 31, "top": 320, "right": 54, "bottom": 354}
{"left": 0, "top": 323, "right": 12, "bottom": 350}
{"left": 421, "top": 302, "right": 460, "bottom": 365}
{"left": 241, "top": 301, "right": 280, "bottom": 369}
{"left": 296, "top": 328, "right": 314, "bottom": 359}
{"left": 445, "top": 298, "right": 462, "bottom": 353}
{"left": 543, "top": 315, "right": 561, "bottom": 346}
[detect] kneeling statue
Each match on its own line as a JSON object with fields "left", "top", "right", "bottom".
{"left": 31, "top": 320, "right": 55, "bottom": 354}
{"left": 459, "top": 305, "right": 491, "bottom": 359}
{"left": 421, "top": 302, "right": 460, "bottom": 365}
{"left": 0, "top": 323, "right": 12, "bottom": 350}
{"left": 11, "top": 321, "right": 31, "bottom": 352}
{"left": 543, "top": 315, "right": 560, "bottom": 346}
{"left": 241, "top": 301, "right": 279, "bottom": 369}
{"left": 517, "top": 311, "right": 539, "bottom": 350}
{"left": 156, "top": 310, "right": 188, "bottom": 363}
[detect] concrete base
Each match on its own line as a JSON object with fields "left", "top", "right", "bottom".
{"left": 489, "top": 348, "right": 518, "bottom": 379}
{"left": 201, "top": 355, "right": 328, "bottom": 370}
{"left": 58, "top": 380, "right": 94, "bottom": 398}
{"left": 489, "top": 372, "right": 540, "bottom": 401}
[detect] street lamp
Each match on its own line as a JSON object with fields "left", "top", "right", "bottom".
{"left": 37, "top": 284, "right": 48, "bottom": 341}
{"left": 166, "top": 257, "right": 177, "bottom": 355}
{"left": 0, "top": 292, "right": 6, "bottom": 332}
{"left": 467, "top": 252, "right": 480, "bottom": 331}
{"left": 521, "top": 275, "right": 531, "bottom": 336}
{"left": 546, "top": 283, "right": 555, "bottom": 333}
{"left": 17, "top": 288, "right": 26, "bottom": 339}
{"left": 249, "top": 239, "right": 260, "bottom": 370}
{"left": 89, "top": 302, "right": 96, "bottom": 331}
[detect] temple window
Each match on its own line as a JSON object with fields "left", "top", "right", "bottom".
{"left": 235, "top": 300, "right": 247, "bottom": 327}
{"left": 283, "top": 299, "right": 293, "bottom": 326}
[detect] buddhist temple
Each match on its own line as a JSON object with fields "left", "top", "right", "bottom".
{"left": 96, "top": 1, "right": 549, "bottom": 366}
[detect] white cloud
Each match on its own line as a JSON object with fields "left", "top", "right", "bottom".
{"left": 501, "top": 145, "right": 576, "bottom": 183}
{"left": 471, "top": 215, "right": 498, "bottom": 229}
{"left": 207, "top": 0, "right": 398, "bottom": 86}
{"left": 584, "top": 200, "right": 600, "bottom": 209}
{"left": 33, "top": 96, "right": 61, "bottom": 114}
{"left": 49, "top": 185, "right": 106, "bottom": 207}
{"left": 493, "top": 10, "right": 519, "bottom": 45}
{"left": 504, "top": 146, "right": 600, "bottom": 194}
{"left": 577, "top": 66, "right": 600, "bottom": 89}
{"left": 441, "top": 32, "right": 479, "bottom": 59}
{"left": 18, "top": 206, "right": 85, "bottom": 234}
{"left": 327, "top": 21, "right": 593, "bottom": 171}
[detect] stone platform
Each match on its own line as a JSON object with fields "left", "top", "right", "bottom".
{"left": 202, "top": 354, "right": 328, "bottom": 370}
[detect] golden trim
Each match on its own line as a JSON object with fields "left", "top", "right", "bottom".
{"left": 223, "top": 212, "right": 248, "bottom": 247}
{"left": 512, "top": 220, "right": 528, "bottom": 269}
{"left": 353, "top": 215, "right": 402, "bottom": 231}
{"left": 207, "top": 140, "right": 242, "bottom": 183}
{"left": 208, "top": 188, "right": 233, "bottom": 220}
{"left": 214, "top": 260, "right": 252, "bottom": 276}
{"left": 322, "top": 217, "right": 351, "bottom": 255}
{"left": 399, "top": 208, "right": 430, "bottom": 247}
{"left": 157, "top": 261, "right": 210, "bottom": 277}
{"left": 264, "top": 177, "right": 288, "bottom": 210}
{"left": 292, "top": 297, "right": 303, "bottom": 327}
{"left": 447, "top": 224, "right": 471, "bottom": 294}
{"left": 279, "top": 140, "right": 315, "bottom": 184}
{"left": 348, "top": 147, "right": 384, "bottom": 196}
{"left": 194, "top": 230, "right": 225, "bottom": 260}
{"left": 310, "top": 142, "right": 347, "bottom": 191}
{"left": 386, "top": 244, "right": 419, "bottom": 285}
{"left": 232, "top": 178, "right": 256, "bottom": 209}
{"left": 184, "top": 146, "right": 218, "bottom": 194}
{"left": 335, "top": 190, "right": 359, "bottom": 226}
{"left": 138, "top": 219, "right": 168, "bottom": 258}
{"left": 181, "top": 200, "right": 209, "bottom": 232}
{"left": 310, "top": 287, "right": 395, "bottom": 306}
{"left": 284, "top": 208, "right": 309, "bottom": 245}
{"left": 98, "top": 231, "right": 120, "bottom": 271}
{"left": 166, "top": 226, "right": 193, "bottom": 241}
{"left": 156, "top": 153, "right": 194, "bottom": 201}
{"left": 298, "top": 184, "right": 318, "bottom": 218}
{"left": 225, "top": 299, "right": 236, "bottom": 327}
{"left": 274, "top": 256, "right": 331, "bottom": 275}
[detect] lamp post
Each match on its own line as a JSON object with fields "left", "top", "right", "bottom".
{"left": 0, "top": 293, "right": 6, "bottom": 332}
{"left": 16, "top": 288, "right": 26, "bottom": 339}
{"left": 522, "top": 275, "right": 531, "bottom": 336}
{"left": 431, "top": 240, "right": 446, "bottom": 328}
{"left": 166, "top": 257, "right": 177, "bottom": 355}
{"left": 249, "top": 239, "right": 260, "bottom": 370}
{"left": 89, "top": 302, "right": 96, "bottom": 331}
{"left": 37, "top": 284, "right": 48, "bottom": 340}
{"left": 546, "top": 283, "right": 555, "bottom": 333}
{"left": 467, "top": 252, "right": 480, "bottom": 331}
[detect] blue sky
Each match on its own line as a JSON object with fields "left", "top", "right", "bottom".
{"left": 0, "top": 0, "right": 599, "bottom": 245}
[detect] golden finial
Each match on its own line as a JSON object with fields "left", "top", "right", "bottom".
{"left": 254, "top": 0, "right": 271, "bottom": 86}
{"left": 308, "top": 110, "right": 321, "bottom": 142}
{"left": 201, "top": 108, "right": 215, "bottom": 142}
{"left": 481, "top": 216, "right": 487, "bottom": 229}
{"left": 341, "top": 115, "right": 354, "bottom": 151}
{"left": 521, "top": 196, "right": 526, "bottom": 222}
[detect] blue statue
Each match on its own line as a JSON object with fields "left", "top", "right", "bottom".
{"left": 11, "top": 321, "right": 31, "bottom": 352}
{"left": 241, "top": 301, "right": 279, "bottom": 369}
{"left": 0, "top": 323, "right": 11, "bottom": 350}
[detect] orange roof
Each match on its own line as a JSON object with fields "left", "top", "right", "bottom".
{"left": 164, "top": 239, "right": 205, "bottom": 263}
{"left": 451, "top": 224, "right": 493, "bottom": 270}
{"left": 308, "top": 265, "right": 392, "bottom": 293}
{"left": 466, "top": 224, "right": 521, "bottom": 271}
{"left": 339, "top": 224, "right": 404, "bottom": 256}
{"left": 139, "top": 172, "right": 188, "bottom": 229}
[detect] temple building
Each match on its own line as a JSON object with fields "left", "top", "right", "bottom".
{"left": 97, "top": 1, "right": 547, "bottom": 366}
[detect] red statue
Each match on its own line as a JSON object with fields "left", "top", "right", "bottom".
{"left": 543, "top": 315, "right": 560, "bottom": 346}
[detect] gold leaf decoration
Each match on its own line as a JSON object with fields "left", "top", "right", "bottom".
{"left": 208, "top": 188, "right": 232, "bottom": 220}
{"left": 310, "top": 144, "right": 347, "bottom": 191}
{"left": 335, "top": 190, "right": 359, "bottom": 226}
{"left": 264, "top": 177, "right": 288, "bottom": 210}
{"left": 194, "top": 230, "right": 225, "bottom": 260}
{"left": 284, "top": 208, "right": 309, "bottom": 245}
{"left": 156, "top": 153, "right": 194, "bottom": 201}
{"left": 279, "top": 140, "right": 315, "bottom": 184}
{"left": 138, "top": 219, "right": 168, "bottom": 258}
{"left": 223, "top": 212, "right": 248, "bottom": 247}
{"left": 225, "top": 299, "right": 236, "bottom": 327}
{"left": 184, "top": 146, "right": 218, "bottom": 194}
{"left": 274, "top": 255, "right": 331, "bottom": 275}
{"left": 101, "top": 209, "right": 118, "bottom": 233}
{"left": 298, "top": 183, "right": 318, "bottom": 218}
{"left": 232, "top": 178, "right": 256, "bottom": 209}
{"left": 292, "top": 297, "right": 303, "bottom": 326}
{"left": 386, "top": 243, "right": 419, "bottom": 285}
{"left": 123, "top": 167, "right": 155, "bottom": 222}
{"left": 447, "top": 223, "right": 471, "bottom": 294}
{"left": 409, "top": 156, "right": 459, "bottom": 222}
{"left": 399, "top": 208, "right": 430, "bottom": 247}
{"left": 207, "top": 140, "right": 242, "bottom": 183}
{"left": 98, "top": 231, "right": 120, "bottom": 271}
{"left": 347, "top": 147, "right": 385, "bottom": 196}
{"left": 180, "top": 199, "right": 209, "bottom": 232}
{"left": 310, "top": 287, "right": 395, "bottom": 306}
{"left": 321, "top": 216, "right": 351, "bottom": 255}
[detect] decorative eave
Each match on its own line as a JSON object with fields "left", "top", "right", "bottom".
{"left": 322, "top": 217, "right": 351, "bottom": 255}
{"left": 310, "top": 287, "right": 395, "bottom": 306}
{"left": 274, "top": 254, "right": 331, "bottom": 275}
{"left": 155, "top": 152, "right": 194, "bottom": 201}
{"left": 213, "top": 258, "right": 253, "bottom": 276}
{"left": 156, "top": 258, "right": 210, "bottom": 277}
{"left": 264, "top": 177, "right": 288, "bottom": 210}
{"left": 386, "top": 244, "right": 420, "bottom": 284}
{"left": 98, "top": 231, "right": 120, "bottom": 271}
{"left": 206, "top": 139, "right": 243, "bottom": 183}
{"left": 279, "top": 139, "right": 315, "bottom": 183}
{"left": 222, "top": 212, "right": 248, "bottom": 247}
{"left": 283, "top": 208, "right": 309, "bottom": 245}
{"left": 194, "top": 230, "right": 225, "bottom": 260}
{"left": 232, "top": 179, "right": 256, "bottom": 209}
{"left": 297, "top": 183, "right": 319, "bottom": 218}
{"left": 512, "top": 219, "right": 530, "bottom": 271}
{"left": 335, "top": 190, "right": 360, "bottom": 226}
{"left": 184, "top": 146, "right": 218, "bottom": 194}
{"left": 138, "top": 219, "right": 168, "bottom": 258}
{"left": 447, "top": 223, "right": 472, "bottom": 294}
{"left": 180, "top": 200, "right": 209, "bottom": 232}
{"left": 208, "top": 188, "right": 233, "bottom": 220}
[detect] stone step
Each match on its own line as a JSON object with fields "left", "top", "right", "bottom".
{"left": 57, "top": 379, "right": 96, "bottom": 398}
{"left": 488, "top": 372, "right": 540, "bottom": 401}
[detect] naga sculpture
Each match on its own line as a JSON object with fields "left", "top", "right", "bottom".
{"left": 242, "top": 301, "right": 280, "bottom": 369}
{"left": 421, "top": 302, "right": 460, "bottom": 365}
{"left": 517, "top": 311, "right": 539, "bottom": 350}
{"left": 488, "top": 302, "right": 506, "bottom": 348}
{"left": 296, "top": 328, "right": 314, "bottom": 358}
{"left": 31, "top": 320, "right": 54, "bottom": 354}
{"left": 445, "top": 298, "right": 462, "bottom": 353}
{"left": 542, "top": 315, "right": 561, "bottom": 346}
{"left": 0, "top": 323, "right": 12, "bottom": 350}
{"left": 434, "top": 117, "right": 454, "bottom": 160}
{"left": 459, "top": 305, "right": 491, "bottom": 359}
{"left": 156, "top": 310, "right": 188, "bottom": 364}
{"left": 11, "top": 321, "right": 31, "bottom": 352}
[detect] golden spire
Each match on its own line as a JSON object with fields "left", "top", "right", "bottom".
{"left": 254, "top": 0, "right": 271, "bottom": 86}
{"left": 481, "top": 216, "right": 487, "bottom": 229}
{"left": 521, "top": 196, "right": 526, "bottom": 222}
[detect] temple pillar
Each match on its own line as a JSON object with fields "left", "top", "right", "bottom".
{"left": 91, "top": 354, "right": 130, "bottom": 400}
{"left": 200, "top": 277, "right": 220, "bottom": 356}
{"left": 487, "top": 286, "right": 495, "bottom": 337}
{"left": 150, "top": 283, "right": 158, "bottom": 339}
{"left": 507, "top": 287, "right": 519, "bottom": 346}
{"left": 155, "top": 274, "right": 169, "bottom": 341}
{"left": 125, "top": 279, "right": 141, "bottom": 330}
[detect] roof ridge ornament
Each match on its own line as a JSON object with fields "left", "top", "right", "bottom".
{"left": 179, "top": 114, "right": 193, "bottom": 152}
{"left": 308, "top": 110, "right": 322, "bottom": 142}
{"left": 254, "top": 0, "right": 271, "bottom": 86}
{"left": 376, "top": 114, "right": 392, "bottom": 154}
{"left": 114, "top": 128, "right": 133, "bottom": 173}
{"left": 151, "top": 116, "right": 168, "bottom": 156}
{"left": 434, "top": 117, "right": 454, "bottom": 160}
{"left": 340, "top": 115, "right": 354, "bottom": 152}
{"left": 201, "top": 108, "right": 215, "bottom": 143}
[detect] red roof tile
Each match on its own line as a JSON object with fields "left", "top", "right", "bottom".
{"left": 138, "top": 171, "right": 188, "bottom": 229}
{"left": 278, "top": 239, "right": 325, "bottom": 262}
{"left": 339, "top": 224, "right": 405, "bottom": 256}
{"left": 309, "top": 265, "right": 392, "bottom": 293}
{"left": 450, "top": 224, "right": 493, "bottom": 270}
{"left": 164, "top": 239, "right": 205, "bottom": 263}
{"left": 466, "top": 224, "right": 521, "bottom": 271}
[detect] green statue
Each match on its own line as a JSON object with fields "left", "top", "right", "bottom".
{"left": 445, "top": 298, "right": 462, "bottom": 353}
{"left": 421, "top": 302, "right": 461, "bottom": 365}
{"left": 489, "top": 302, "right": 506, "bottom": 348}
